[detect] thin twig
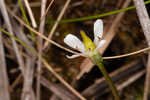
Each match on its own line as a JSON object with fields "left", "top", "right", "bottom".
{"left": 18, "top": 0, "right": 35, "bottom": 37}
{"left": 6, "top": 7, "right": 86, "bottom": 100}
{"left": 117, "top": 70, "right": 145, "bottom": 91}
{"left": 11, "top": 18, "right": 35, "bottom": 55}
{"left": 133, "top": 0, "right": 150, "bottom": 100}
{"left": 94, "top": 70, "right": 145, "bottom": 99}
{"left": 36, "top": 0, "right": 47, "bottom": 100}
{"left": 22, "top": 57, "right": 36, "bottom": 100}
{"left": 41, "top": 0, "right": 55, "bottom": 20}
{"left": 43, "top": 0, "right": 71, "bottom": 49}
{"left": 42, "top": 59, "right": 86, "bottom": 100}
{"left": 0, "top": 26, "right": 82, "bottom": 100}
{"left": 7, "top": 7, "right": 80, "bottom": 55}
{"left": 82, "top": 60, "right": 140, "bottom": 97}
{"left": 23, "top": 0, "right": 37, "bottom": 28}
{"left": 82, "top": 60, "right": 143, "bottom": 99}
{"left": 0, "top": 0, "right": 25, "bottom": 76}
{"left": 9, "top": 74, "right": 22, "bottom": 92}
{"left": 40, "top": 76, "right": 78, "bottom": 100}
{"left": 0, "top": 27, "right": 10, "bottom": 100}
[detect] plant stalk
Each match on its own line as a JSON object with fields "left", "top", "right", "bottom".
{"left": 91, "top": 54, "right": 120, "bottom": 100}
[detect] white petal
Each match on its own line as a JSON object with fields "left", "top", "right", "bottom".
{"left": 64, "top": 34, "right": 85, "bottom": 52}
{"left": 94, "top": 19, "right": 103, "bottom": 45}
{"left": 95, "top": 40, "right": 106, "bottom": 51}
{"left": 94, "top": 37, "right": 99, "bottom": 46}
{"left": 66, "top": 54, "right": 80, "bottom": 59}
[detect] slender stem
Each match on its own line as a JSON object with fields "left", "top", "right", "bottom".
{"left": 18, "top": 0, "right": 35, "bottom": 38}
{"left": 60, "top": 0, "right": 150, "bottom": 23}
{"left": 91, "top": 54, "right": 120, "bottom": 100}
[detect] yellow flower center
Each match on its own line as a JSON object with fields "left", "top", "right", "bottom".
{"left": 80, "top": 30, "right": 96, "bottom": 52}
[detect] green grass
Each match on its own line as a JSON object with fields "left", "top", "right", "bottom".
{"left": 60, "top": 0, "right": 150, "bottom": 23}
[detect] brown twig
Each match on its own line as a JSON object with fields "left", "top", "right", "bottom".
{"left": 9, "top": 74, "right": 22, "bottom": 92}
{"left": 7, "top": 7, "right": 80, "bottom": 55}
{"left": 5, "top": 9, "right": 86, "bottom": 99}
{"left": 22, "top": 57, "right": 36, "bottom": 100}
{"left": 41, "top": 0, "right": 55, "bottom": 20}
{"left": 133, "top": 0, "right": 150, "bottom": 100}
{"left": 9, "top": 58, "right": 86, "bottom": 100}
{"left": 117, "top": 70, "right": 145, "bottom": 91}
{"left": 36, "top": 0, "right": 47, "bottom": 100}
{"left": 40, "top": 76, "right": 78, "bottom": 100}
{"left": 0, "top": 26, "right": 10, "bottom": 100}
{"left": 23, "top": 0, "right": 37, "bottom": 28}
{"left": 43, "top": 0, "right": 71, "bottom": 49}
{"left": 11, "top": 18, "right": 35, "bottom": 55}
{"left": 42, "top": 59, "right": 86, "bottom": 100}
{"left": 94, "top": 69, "right": 145, "bottom": 99}
{"left": 82, "top": 60, "right": 141, "bottom": 98}
{"left": 0, "top": 0, "right": 25, "bottom": 76}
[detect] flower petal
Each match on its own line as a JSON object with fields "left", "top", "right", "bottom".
{"left": 95, "top": 40, "right": 106, "bottom": 51}
{"left": 64, "top": 34, "right": 85, "bottom": 52}
{"left": 94, "top": 19, "right": 103, "bottom": 45}
{"left": 66, "top": 54, "right": 80, "bottom": 59}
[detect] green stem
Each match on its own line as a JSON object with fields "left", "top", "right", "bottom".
{"left": 18, "top": 0, "right": 35, "bottom": 38}
{"left": 59, "top": 0, "right": 150, "bottom": 23}
{"left": 91, "top": 54, "right": 120, "bottom": 100}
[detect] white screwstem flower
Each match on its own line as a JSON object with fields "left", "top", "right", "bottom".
{"left": 64, "top": 19, "right": 120, "bottom": 99}
{"left": 64, "top": 19, "right": 106, "bottom": 59}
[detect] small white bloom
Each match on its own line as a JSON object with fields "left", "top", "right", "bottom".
{"left": 94, "top": 19, "right": 103, "bottom": 46}
{"left": 64, "top": 34, "right": 85, "bottom": 53}
{"left": 64, "top": 19, "right": 106, "bottom": 59}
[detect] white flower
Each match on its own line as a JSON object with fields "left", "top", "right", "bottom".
{"left": 64, "top": 19, "right": 106, "bottom": 59}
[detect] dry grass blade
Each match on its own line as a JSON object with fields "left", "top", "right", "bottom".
{"left": 94, "top": 69, "right": 145, "bottom": 99}
{"left": 23, "top": 0, "right": 37, "bottom": 28}
{"left": 43, "top": 0, "right": 71, "bottom": 49}
{"left": 9, "top": 74, "right": 22, "bottom": 92}
{"left": 40, "top": 76, "right": 78, "bottom": 100}
{"left": 5, "top": 9, "right": 85, "bottom": 100}
{"left": 9, "top": 57, "right": 86, "bottom": 100}
{"left": 7, "top": 7, "right": 80, "bottom": 55}
{"left": 82, "top": 60, "right": 141, "bottom": 97}
{"left": 96, "top": 60, "right": 140, "bottom": 85}
{"left": 0, "top": 28, "right": 10, "bottom": 100}
{"left": 117, "top": 70, "right": 145, "bottom": 91}
{"left": 7, "top": 7, "right": 86, "bottom": 100}
{"left": 133, "top": 0, "right": 150, "bottom": 100}
{"left": 42, "top": 59, "right": 86, "bottom": 100}
{"left": 11, "top": 19, "right": 35, "bottom": 55}
{"left": 0, "top": 0, "right": 25, "bottom": 76}
{"left": 22, "top": 57, "right": 36, "bottom": 100}
{"left": 76, "top": 0, "right": 131, "bottom": 79}
{"left": 37, "top": 0, "right": 47, "bottom": 100}
{"left": 41, "top": 0, "right": 55, "bottom": 20}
